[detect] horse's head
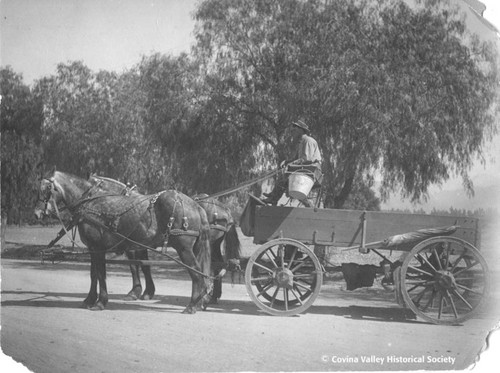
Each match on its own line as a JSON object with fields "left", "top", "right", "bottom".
{"left": 34, "top": 178, "right": 63, "bottom": 220}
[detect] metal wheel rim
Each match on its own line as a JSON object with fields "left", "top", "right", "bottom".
{"left": 245, "top": 238, "right": 323, "bottom": 316}
{"left": 400, "top": 237, "right": 489, "bottom": 325}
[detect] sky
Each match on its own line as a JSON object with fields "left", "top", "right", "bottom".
{"left": 0, "top": 0, "right": 499, "bottom": 212}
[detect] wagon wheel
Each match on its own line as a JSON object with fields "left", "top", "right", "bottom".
{"left": 245, "top": 238, "right": 323, "bottom": 316}
{"left": 400, "top": 237, "right": 489, "bottom": 325}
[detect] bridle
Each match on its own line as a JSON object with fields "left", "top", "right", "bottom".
{"left": 37, "top": 179, "right": 57, "bottom": 216}
{"left": 37, "top": 177, "right": 104, "bottom": 217}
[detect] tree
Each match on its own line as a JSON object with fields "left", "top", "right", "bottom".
{"left": 192, "top": 0, "right": 499, "bottom": 208}
{"left": 1, "top": 67, "right": 44, "bottom": 224}
{"left": 38, "top": 61, "right": 161, "bottom": 191}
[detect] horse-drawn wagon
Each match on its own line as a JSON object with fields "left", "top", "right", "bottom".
{"left": 242, "top": 195, "right": 489, "bottom": 325}
{"left": 35, "top": 168, "right": 489, "bottom": 324}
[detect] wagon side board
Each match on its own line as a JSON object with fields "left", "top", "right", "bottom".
{"left": 252, "top": 206, "right": 480, "bottom": 249}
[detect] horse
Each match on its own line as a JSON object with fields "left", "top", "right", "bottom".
{"left": 89, "top": 176, "right": 241, "bottom": 303}
{"left": 34, "top": 170, "right": 212, "bottom": 313}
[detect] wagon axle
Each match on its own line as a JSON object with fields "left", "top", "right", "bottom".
{"left": 434, "top": 270, "right": 458, "bottom": 291}
{"left": 274, "top": 268, "right": 294, "bottom": 289}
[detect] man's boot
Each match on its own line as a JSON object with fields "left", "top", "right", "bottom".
{"left": 300, "top": 198, "right": 313, "bottom": 208}
{"left": 261, "top": 185, "right": 286, "bottom": 205}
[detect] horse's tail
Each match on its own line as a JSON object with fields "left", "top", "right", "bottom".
{"left": 195, "top": 205, "right": 212, "bottom": 283}
{"left": 224, "top": 223, "right": 242, "bottom": 261}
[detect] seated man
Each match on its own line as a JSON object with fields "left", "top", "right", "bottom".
{"left": 262, "top": 119, "right": 322, "bottom": 207}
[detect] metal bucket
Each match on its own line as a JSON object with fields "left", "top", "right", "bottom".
{"left": 288, "top": 172, "right": 314, "bottom": 201}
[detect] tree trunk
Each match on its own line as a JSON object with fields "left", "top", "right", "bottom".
{"left": 1, "top": 210, "right": 7, "bottom": 250}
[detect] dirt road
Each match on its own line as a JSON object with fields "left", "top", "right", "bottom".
{"left": 2, "top": 256, "right": 499, "bottom": 373}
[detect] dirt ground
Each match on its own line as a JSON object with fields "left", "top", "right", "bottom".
{"left": 1, "top": 225, "right": 500, "bottom": 373}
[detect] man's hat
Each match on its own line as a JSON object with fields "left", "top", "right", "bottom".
{"left": 291, "top": 119, "right": 310, "bottom": 133}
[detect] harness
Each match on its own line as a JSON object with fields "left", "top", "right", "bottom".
{"left": 41, "top": 180, "right": 220, "bottom": 282}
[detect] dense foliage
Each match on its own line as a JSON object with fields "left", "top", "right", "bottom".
{"left": 1, "top": 0, "right": 499, "bottom": 224}
{"left": 1, "top": 67, "right": 44, "bottom": 223}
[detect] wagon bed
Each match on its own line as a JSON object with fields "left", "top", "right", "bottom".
{"left": 252, "top": 204, "right": 479, "bottom": 248}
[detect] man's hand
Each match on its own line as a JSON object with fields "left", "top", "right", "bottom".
{"left": 279, "top": 160, "right": 287, "bottom": 169}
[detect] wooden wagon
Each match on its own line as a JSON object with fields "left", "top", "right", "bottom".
{"left": 243, "top": 196, "right": 489, "bottom": 325}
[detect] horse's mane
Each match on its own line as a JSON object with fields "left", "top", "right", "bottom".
{"left": 53, "top": 170, "right": 91, "bottom": 189}
{"left": 91, "top": 174, "right": 127, "bottom": 188}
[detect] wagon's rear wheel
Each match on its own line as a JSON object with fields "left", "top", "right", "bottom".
{"left": 400, "top": 237, "right": 489, "bottom": 325}
{"left": 245, "top": 238, "right": 323, "bottom": 316}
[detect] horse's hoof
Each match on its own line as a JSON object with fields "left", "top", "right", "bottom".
{"left": 89, "top": 302, "right": 105, "bottom": 311}
{"left": 182, "top": 306, "right": 196, "bottom": 314}
{"left": 208, "top": 297, "right": 218, "bottom": 305}
{"left": 141, "top": 294, "right": 154, "bottom": 300}
{"left": 123, "top": 294, "right": 138, "bottom": 301}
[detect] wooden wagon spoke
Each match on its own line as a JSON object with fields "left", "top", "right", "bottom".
{"left": 264, "top": 250, "right": 278, "bottom": 269}
{"left": 407, "top": 265, "right": 433, "bottom": 277}
{"left": 411, "top": 285, "right": 431, "bottom": 306}
{"left": 406, "top": 280, "right": 435, "bottom": 294}
{"left": 432, "top": 247, "right": 443, "bottom": 270}
{"left": 445, "top": 290, "right": 459, "bottom": 318}
{"left": 404, "top": 279, "right": 435, "bottom": 285}
{"left": 289, "top": 288, "right": 304, "bottom": 306}
{"left": 452, "top": 289, "right": 474, "bottom": 310}
{"left": 279, "top": 245, "right": 285, "bottom": 270}
{"left": 269, "top": 286, "right": 280, "bottom": 308}
{"left": 454, "top": 276, "right": 477, "bottom": 281}
{"left": 254, "top": 261, "right": 274, "bottom": 274}
{"left": 453, "top": 260, "right": 479, "bottom": 277}
{"left": 438, "top": 294, "right": 444, "bottom": 320}
{"left": 295, "top": 279, "right": 313, "bottom": 290}
{"left": 283, "top": 288, "right": 289, "bottom": 311}
{"left": 450, "top": 253, "right": 466, "bottom": 272}
{"left": 422, "top": 289, "right": 438, "bottom": 311}
{"left": 295, "top": 281, "right": 313, "bottom": 293}
{"left": 444, "top": 244, "right": 451, "bottom": 269}
{"left": 293, "top": 273, "right": 315, "bottom": 279}
{"left": 287, "top": 247, "right": 298, "bottom": 267}
{"left": 256, "top": 281, "right": 274, "bottom": 297}
{"left": 456, "top": 283, "right": 484, "bottom": 296}
{"left": 290, "top": 260, "right": 308, "bottom": 273}
{"left": 417, "top": 253, "right": 438, "bottom": 273}
{"left": 251, "top": 275, "right": 273, "bottom": 284}
{"left": 293, "top": 283, "right": 304, "bottom": 298}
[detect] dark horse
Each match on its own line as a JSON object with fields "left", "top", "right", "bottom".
{"left": 34, "top": 170, "right": 212, "bottom": 313}
{"left": 88, "top": 176, "right": 241, "bottom": 303}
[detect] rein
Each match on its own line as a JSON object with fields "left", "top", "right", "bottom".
{"left": 78, "top": 214, "right": 215, "bottom": 280}
{"left": 195, "top": 169, "right": 280, "bottom": 201}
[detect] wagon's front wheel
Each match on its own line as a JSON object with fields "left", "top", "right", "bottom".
{"left": 400, "top": 237, "right": 489, "bottom": 325}
{"left": 245, "top": 238, "right": 323, "bottom": 316}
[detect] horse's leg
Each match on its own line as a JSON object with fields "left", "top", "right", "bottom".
{"left": 90, "top": 251, "right": 108, "bottom": 311}
{"left": 82, "top": 251, "right": 99, "bottom": 308}
{"left": 124, "top": 250, "right": 142, "bottom": 301}
{"left": 210, "top": 235, "right": 225, "bottom": 304}
{"left": 173, "top": 240, "right": 205, "bottom": 314}
{"left": 139, "top": 249, "right": 155, "bottom": 300}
